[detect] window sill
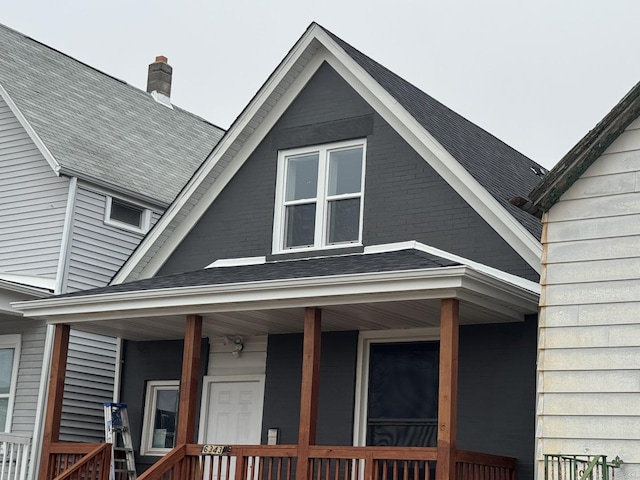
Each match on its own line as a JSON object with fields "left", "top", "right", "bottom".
{"left": 267, "top": 244, "right": 364, "bottom": 262}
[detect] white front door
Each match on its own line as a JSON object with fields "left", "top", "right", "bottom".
{"left": 199, "top": 375, "right": 265, "bottom": 445}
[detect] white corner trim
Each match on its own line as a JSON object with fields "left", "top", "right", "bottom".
{"left": 54, "top": 176, "right": 77, "bottom": 295}
{"left": 206, "top": 256, "right": 267, "bottom": 268}
{"left": 364, "top": 241, "right": 540, "bottom": 294}
{"left": 0, "top": 82, "right": 61, "bottom": 175}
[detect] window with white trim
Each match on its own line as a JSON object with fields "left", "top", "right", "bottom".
{"left": 0, "top": 335, "right": 21, "bottom": 432}
{"left": 273, "top": 139, "right": 366, "bottom": 252}
{"left": 104, "top": 196, "right": 151, "bottom": 233}
{"left": 140, "top": 380, "right": 179, "bottom": 455}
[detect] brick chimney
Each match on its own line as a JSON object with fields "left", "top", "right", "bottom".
{"left": 147, "top": 55, "right": 173, "bottom": 108}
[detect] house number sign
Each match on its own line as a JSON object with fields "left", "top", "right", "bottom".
{"left": 201, "top": 445, "right": 232, "bottom": 455}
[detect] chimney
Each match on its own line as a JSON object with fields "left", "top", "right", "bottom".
{"left": 147, "top": 55, "right": 173, "bottom": 108}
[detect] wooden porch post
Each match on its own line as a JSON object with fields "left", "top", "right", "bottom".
{"left": 436, "top": 299, "right": 459, "bottom": 480}
{"left": 296, "top": 307, "right": 322, "bottom": 480}
{"left": 176, "top": 314, "right": 203, "bottom": 445}
{"left": 38, "top": 323, "right": 70, "bottom": 480}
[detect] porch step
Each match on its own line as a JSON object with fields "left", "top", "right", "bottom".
{"left": 104, "top": 403, "right": 137, "bottom": 480}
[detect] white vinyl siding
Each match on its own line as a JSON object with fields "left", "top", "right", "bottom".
{"left": 65, "top": 187, "right": 161, "bottom": 292}
{"left": 206, "top": 336, "right": 267, "bottom": 376}
{"left": 60, "top": 330, "right": 119, "bottom": 442}
{"left": 0, "top": 96, "right": 67, "bottom": 279}
{"left": 537, "top": 118, "right": 640, "bottom": 480}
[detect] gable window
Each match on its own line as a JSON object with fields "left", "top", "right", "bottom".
{"left": 105, "top": 196, "right": 151, "bottom": 233}
{"left": 0, "top": 335, "right": 21, "bottom": 432}
{"left": 140, "top": 380, "right": 179, "bottom": 455}
{"left": 273, "top": 139, "right": 366, "bottom": 252}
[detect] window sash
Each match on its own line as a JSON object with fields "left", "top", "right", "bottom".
{"left": 140, "top": 381, "right": 180, "bottom": 455}
{"left": 275, "top": 140, "right": 366, "bottom": 252}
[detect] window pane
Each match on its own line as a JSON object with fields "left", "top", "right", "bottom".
{"left": 152, "top": 389, "right": 178, "bottom": 449}
{"left": 0, "top": 398, "right": 7, "bottom": 432}
{"left": 0, "top": 349, "right": 14, "bottom": 395}
{"left": 328, "top": 147, "right": 363, "bottom": 196}
{"left": 285, "top": 154, "right": 319, "bottom": 201}
{"left": 110, "top": 200, "right": 143, "bottom": 227}
{"left": 285, "top": 203, "right": 316, "bottom": 248}
{"left": 327, "top": 198, "right": 360, "bottom": 244}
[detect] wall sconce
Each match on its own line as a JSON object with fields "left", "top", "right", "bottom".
{"left": 225, "top": 335, "right": 244, "bottom": 357}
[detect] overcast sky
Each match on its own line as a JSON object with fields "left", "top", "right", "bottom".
{"left": 3, "top": 1, "right": 640, "bottom": 169}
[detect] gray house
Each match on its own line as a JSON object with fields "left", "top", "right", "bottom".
{"left": 0, "top": 22, "right": 223, "bottom": 479}
{"left": 18, "top": 23, "right": 544, "bottom": 480}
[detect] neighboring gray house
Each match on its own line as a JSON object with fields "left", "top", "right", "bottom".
{"left": 528, "top": 80, "right": 640, "bottom": 479}
{"left": 0, "top": 22, "right": 223, "bottom": 479}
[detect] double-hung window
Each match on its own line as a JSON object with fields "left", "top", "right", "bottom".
{"left": 274, "top": 139, "right": 366, "bottom": 252}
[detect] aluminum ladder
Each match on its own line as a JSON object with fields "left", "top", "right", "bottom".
{"left": 104, "top": 402, "right": 137, "bottom": 480}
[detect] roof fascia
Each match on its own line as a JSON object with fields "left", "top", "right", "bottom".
{"left": 112, "top": 25, "right": 326, "bottom": 284}
{"left": 0, "top": 274, "right": 55, "bottom": 293}
{"left": 0, "top": 82, "right": 61, "bottom": 175}
{"left": 14, "top": 266, "right": 539, "bottom": 323}
{"left": 114, "top": 23, "right": 541, "bottom": 282}
{"left": 530, "top": 80, "right": 640, "bottom": 211}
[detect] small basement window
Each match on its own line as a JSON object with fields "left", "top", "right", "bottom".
{"left": 140, "top": 380, "right": 179, "bottom": 456}
{"left": 105, "top": 197, "right": 151, "bottom": 233}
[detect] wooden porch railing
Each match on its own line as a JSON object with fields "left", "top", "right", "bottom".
{"left": 134, "top": 444, "right": 515, "bottom": 480}
{"left": 43, "top": 443, "right": 111, "bottom": 480}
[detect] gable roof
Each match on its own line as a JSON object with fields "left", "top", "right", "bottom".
{"left": 0, "top": 23, "right": 225, "bottom": 206}
{"left": 530, "top": 79, "right": 640, "bottom": 211}
{"left": 113, "top": 22, "right": 543, "bottom": 283}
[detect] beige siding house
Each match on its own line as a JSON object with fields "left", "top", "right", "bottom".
{"left": 530, "top": 80, "right": 640, "bottom": 480}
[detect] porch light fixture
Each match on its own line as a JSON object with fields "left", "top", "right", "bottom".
{"left": 225, "top": 335, "right": 244, "bottom": 357}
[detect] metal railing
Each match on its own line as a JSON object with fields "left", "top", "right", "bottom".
{"left": 0, "top": 433, "right": 31, "bottom": 480}
{"left": 544, "top": 455, "right": 623, "bottom": 480}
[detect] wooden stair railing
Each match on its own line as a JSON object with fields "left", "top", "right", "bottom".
{"left": 136, "top": 445, "right": 187, "bottom": 480}
{"left": 49, "top": 443, "right": 111, "bottom": 480}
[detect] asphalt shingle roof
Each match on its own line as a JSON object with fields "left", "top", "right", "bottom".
{"left": 0, "top": 23, "right": 225, "bottom": 205}
{"left": 326, "top": 28, "right": 543, "bottom": 239}
{"left": 61, "top": 249, "right": 459, "bottom": 298}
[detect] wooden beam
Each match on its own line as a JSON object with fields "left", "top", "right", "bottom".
{"left": 176, "top": 314, "right": 202, "bottom": 445}
{"left": 436, "top": 299, "right": 459, "bottom": 480}
{"left": 296, "top": 307, "right": 322, "bottom": 480}
{"left": 38, "top": 323, "right": 70, "bottom": 480}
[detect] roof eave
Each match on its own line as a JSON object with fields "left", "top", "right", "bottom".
{"left": 530, "top": 79, "right": 640, "bottom": 211}
{"left": 13, "top": 266, "right": 539, "bottom": 324}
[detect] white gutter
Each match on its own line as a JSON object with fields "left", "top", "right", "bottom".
{"left": 13, "top": 266, "right": 539, "bottom": 323}
{"left": 54, "top": 176, "right": 78, "bottom": 294}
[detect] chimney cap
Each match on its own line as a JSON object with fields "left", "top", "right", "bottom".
{"left": 155, "top": 55, "right": 168, "bottom": 63}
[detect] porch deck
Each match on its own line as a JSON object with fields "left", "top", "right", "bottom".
{"left": 44, "top": 443, "right": 516, "bottom": 480}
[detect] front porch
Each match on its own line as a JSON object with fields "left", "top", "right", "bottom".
{"left": 15, "top": 248, "right": 539, "bottom": 480}
{"left": 38, "top": 301, "right": 521, "bottom": 480}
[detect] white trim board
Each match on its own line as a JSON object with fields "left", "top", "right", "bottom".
{"left": 112, "top": 23, "right": 540, "bottom": 284}
{"left": 0, "top": 82, "right": 61, "bottom": 175}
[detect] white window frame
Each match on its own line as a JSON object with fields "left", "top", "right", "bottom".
{"left": 0, "top": 335, "right": 21, "bottom": 433}
{"left": 104, "top": 196, "right": 151, "bottom": 234}
{"left": 272, "top": 139, "right": 367, "bottom": 253}
{"left": 140, "top": 380, "right": 179, "bottom": 456}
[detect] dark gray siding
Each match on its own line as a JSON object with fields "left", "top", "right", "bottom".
{"left": 159, "top": 63, "right": 537, "bottom": 281}
{"left": 261, "top": 331, "right": 358, "bottom": 445}
{"left": 457, "top": 316, "right": 537, "bottom": 480}
{"left": 119, "top": 338, "right": 209, "bottom": 473}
